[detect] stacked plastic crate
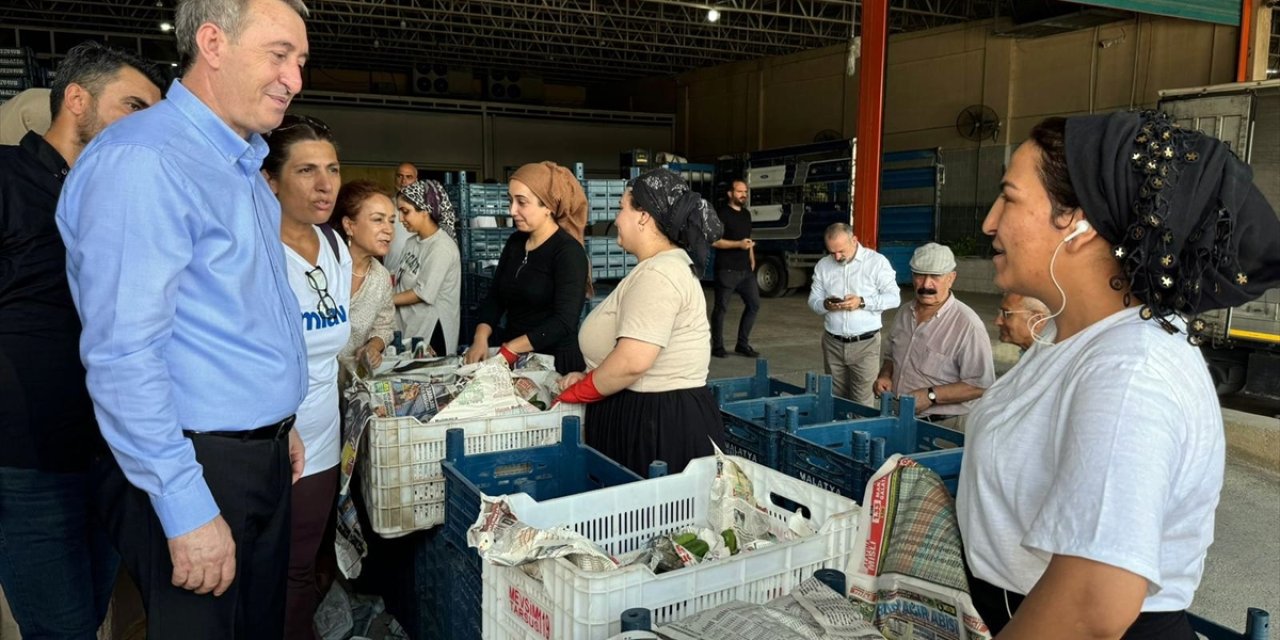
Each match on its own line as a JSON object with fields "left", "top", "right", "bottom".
{"left": 439, "top": 417, "right": 650, "bottom": 640}
{"left": 0, "top": 48, "right": 42, "bottom": 105}
{"left": 446, "top": 175, "right": 514, "bottom": 347}
{"left": 714, "top": 373, "right": 966, "bottom": 498}
{"left": 583, "top": 178, "right": 638, "bottom": 282}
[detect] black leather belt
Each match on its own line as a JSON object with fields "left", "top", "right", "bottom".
{"left": 183, "top": 415, "right": 295, "bottom": 441}
{"left": 826, "top": 330, "right": 878, "bottom": 343}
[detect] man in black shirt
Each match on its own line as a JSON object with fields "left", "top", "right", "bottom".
{"left": 710, "top": 179, "right": 761, "bottom": 358}
{"left": 0, "top": 41, "right": 163, "bottom": 638}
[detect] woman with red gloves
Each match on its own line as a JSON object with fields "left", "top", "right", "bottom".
{"left": 556, "top": 168, "right": 725, "bottom": 475}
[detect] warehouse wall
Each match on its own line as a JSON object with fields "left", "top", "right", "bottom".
{"left": 674, "top": 14, "right": 1238, "bottom": 246}
{"left": 290, "top": 103, "right": 673, "bottom": 182}
{"left": 675, "top": 15, "right": 1238, "bottom": 159}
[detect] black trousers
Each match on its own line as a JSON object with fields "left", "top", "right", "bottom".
{"left": 967, "top": 575, "right": 1196, "bottom": 639}
{"left": 95, "top": 432, "right": 292, "bottom": 640}
{"left": 711, "top": 269, "right": 760, "bottom": 350}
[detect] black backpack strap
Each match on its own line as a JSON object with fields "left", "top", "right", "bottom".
{"left": 318, "top": 224, "right": 341, "bottom": 260}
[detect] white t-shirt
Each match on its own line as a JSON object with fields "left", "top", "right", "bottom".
{"left": 957, "top": 306, "right": 1224, "bottom": 611}
{"left": 395, "top": 229, "right": 461, "bottom": 355}
{"left": 284, "top": 227, "right": 352, "bottom": 477}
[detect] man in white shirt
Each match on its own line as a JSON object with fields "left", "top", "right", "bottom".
{"left": 807, "top": 223, "right": 900, "bottom": 405}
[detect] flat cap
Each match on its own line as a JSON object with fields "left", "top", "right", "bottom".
{"left": 910, "top": 242, "right": 956, "bottom": 275}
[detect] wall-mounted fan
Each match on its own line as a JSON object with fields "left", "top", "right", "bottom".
{"left": 955, "top": 104, "right": 1002, "bottom": 142}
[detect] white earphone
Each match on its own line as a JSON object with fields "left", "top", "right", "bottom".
{"left": 1030, "top": 219, "right": 1093, "bottom": 346}
{"left": 1062, "top": 219, "right": 1091, "bottom": 244}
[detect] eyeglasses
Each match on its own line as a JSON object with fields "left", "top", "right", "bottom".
{"left": 997, "top": 308, "right": 1029, "bottom": 319}
{"left": 305, "top": 265, "right": 339, "bottom": 320}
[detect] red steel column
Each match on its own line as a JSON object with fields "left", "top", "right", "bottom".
{"left": 1236, "top": 0, "right": 1252, "bottom": 82}
{"left": 853, "top": 0, "right": 889, "bottom": 249}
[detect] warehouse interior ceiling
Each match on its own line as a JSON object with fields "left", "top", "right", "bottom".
{"left": 1, "top": 0, "right": 1012, "bottom": 86}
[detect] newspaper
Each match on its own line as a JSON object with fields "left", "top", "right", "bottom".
{"left": 847, "top": 455, "right": 991, "bottom": 640}
{"left": 334, "top": 383, "right": 376, "bottom": 578}
{"left": 334, "top": 354, "right": 554, "bottom": 577}
{"left": 431, "top": 358, "right": 540, "bottom": 422}
{"left": 708, "top": 443, "right": 797, "bottom": 547}
{"left": 655, "top": 576, "right": 886, "bottom": 640}
{"left": 468, "top": 496, "right": 618, "bottom": 572}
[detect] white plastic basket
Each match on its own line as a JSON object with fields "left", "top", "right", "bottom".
{"left": 359, "top": 404, "right": 583, "bottom": 537}
{"left": 481, "top": 455, "right": 860, "bottom": 639}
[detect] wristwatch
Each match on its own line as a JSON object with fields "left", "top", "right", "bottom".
{"left": 858, "top": 298, "right": 867, "bottom": 310}
{"left": 926, "top": 387, "right": 937, "bottom": 405}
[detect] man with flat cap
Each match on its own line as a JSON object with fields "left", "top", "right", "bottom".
{"left": 874, "top": 242, "right": 994, "bottom": 430}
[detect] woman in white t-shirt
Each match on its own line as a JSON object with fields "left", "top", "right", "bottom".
{"left": 556, "top": 168, "right": 725, "bottom": 475}
{"left": 961, "top": 112, "right": 1279, "bottom": 638}
{"left": 262, "top": 114, "right": 352, "bottom": 640}
{"left": 393, "top": 179, "right": 461, "bottom": 356}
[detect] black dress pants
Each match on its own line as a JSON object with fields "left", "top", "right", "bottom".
{"left": 95, "top": 432, "right": 292, "bottom": 640}
{"left": 711, "top": 269, "right": 761, "bottom": 350}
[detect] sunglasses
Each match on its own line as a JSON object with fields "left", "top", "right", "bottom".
{"left": 268, "top": 114, "right": 332, "bottom": 138}
{"left": 997, "top": 308, "right": 1030, "bottom": 319}
{"left": 305, "top": 265, "right": 340, "bottom": 320}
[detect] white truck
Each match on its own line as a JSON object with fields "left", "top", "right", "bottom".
{"left": 1158, "top": 80, "right": 1280, "bottom": 398}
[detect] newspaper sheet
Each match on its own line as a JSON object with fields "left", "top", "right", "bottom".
{"left": 847, "top": 455, "right": 991, "bottom": 640}
{"left": 469, "top": 496, "right": 618, "bottom": 572}
{"left": 655, "top": 576, "right": 886, "bottom": 640}
{"left": 334, "top": 383, "right": 376, "bottom": 578}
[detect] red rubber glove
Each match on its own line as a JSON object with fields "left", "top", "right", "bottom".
{"left": 498, "top": 344, "right": 518, "bottom": 368}
{"left": 556, "top": 371, "right": 606, "bottom": 404}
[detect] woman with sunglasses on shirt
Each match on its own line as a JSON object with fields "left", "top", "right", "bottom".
{"left": 262, "top": 113, "right": 350, "bottom": 640}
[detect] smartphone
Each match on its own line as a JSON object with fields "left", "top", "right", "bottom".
{"left": 826, "top": 296, "right": 842, "bottom": 304}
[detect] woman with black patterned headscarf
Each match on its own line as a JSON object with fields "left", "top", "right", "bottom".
{"left": 957, "top": 112, "right": 1279, "bottom": 639}
{"left": 555, "top": 168, "right": 725, "bottom": 475}
{"left": 393, "top": 178, "right": 461, "bottom": 356}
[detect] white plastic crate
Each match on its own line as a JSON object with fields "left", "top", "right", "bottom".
{"left": 359, "top": 404, "right": 584, "bottom": 537}
{"left": 481, "top": 455, "right": 860, "bottom": 639}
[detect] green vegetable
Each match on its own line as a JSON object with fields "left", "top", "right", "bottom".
{"left": 721, "top": 529, "right": 738, "bottom": 555}
{"left": 680, "top": 539, "right": 709, "bottom": 559}
{"left": 673, "top": 532, "right": 698, "bottom": 547}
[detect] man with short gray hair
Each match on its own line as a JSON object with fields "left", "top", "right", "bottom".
{"left": 807, "top": 223, "right": 899, "bottom": 405}
{"left": 874, "top": 243, "right": 994, "bottom": 430}
{"left": 57, "top": 0, "right": 311, "bottom": 636}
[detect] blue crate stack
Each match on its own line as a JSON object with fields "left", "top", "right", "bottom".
{"left": 445, "top": 174, "right": 514, "bottom": 347}
{"left": 0, "top": 48, "right": 44, "bottom": 105}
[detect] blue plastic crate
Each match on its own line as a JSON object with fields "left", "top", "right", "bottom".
{"left": 778, "top": 404, "right": 964, "bottom": 499}
{"left": 720, "top": 375, "right": 845, "bottom": 467}
{"left": 707, "top": 359, "right": 809, "bottom": 405}
{"left": 439, "top": 416, "right": 647, "bottom": 640}
{"left": 718, "top": 378, "right": 911, "bottom": 468}
{"left": 353, "top": 526, "right": 450, "bottom": 640}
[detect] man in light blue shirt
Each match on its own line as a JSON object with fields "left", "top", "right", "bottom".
{"left": 808, "top": 223, "right": 900, "bottom": 406}
{"left": 56, "top": 0, "right": 311, "bottom": 637}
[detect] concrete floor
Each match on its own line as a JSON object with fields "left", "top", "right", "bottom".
{"left": 705, "top": 284, "right": 1280, "bottom": 631}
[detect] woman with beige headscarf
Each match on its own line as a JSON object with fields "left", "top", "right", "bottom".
{"left": 464, "top": 161, "right": 591, "bottom": 374}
